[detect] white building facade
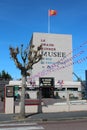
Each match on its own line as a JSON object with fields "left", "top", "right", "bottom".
{"left": 29, "top": 32, "right": 73, "bottom": 81}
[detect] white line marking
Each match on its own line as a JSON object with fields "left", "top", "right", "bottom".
{"left": 0, "top": 123, "right": 37, "bottom": 127}
{"left": 0, "top": 126, "right": 44, "bottom": 130}
{"left": 0, "top": 123, "right": 44, "bottom": 130}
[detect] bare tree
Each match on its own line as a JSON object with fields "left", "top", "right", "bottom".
{"left": 9, "top": 43, "right": 42, "bottom": 118}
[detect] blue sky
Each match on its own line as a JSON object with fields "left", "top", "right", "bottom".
{"left": 0, "top": 0, "right": 87, "bottom": 80}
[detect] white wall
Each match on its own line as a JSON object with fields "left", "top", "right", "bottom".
{"left": 29, "top": 33, "right": 73, "bottom": 82}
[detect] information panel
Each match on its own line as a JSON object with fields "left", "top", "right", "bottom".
{"left": 39, "top": 77, "right": 54, "bottom": 87}
{"left": 6, "top": 86, "right": 14, "bottom": 97}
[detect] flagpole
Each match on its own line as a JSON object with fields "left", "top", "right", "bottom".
{"left": 48, "top": 9, "right": 57, "bottom": 33}
{"left": 48, "top": 9, "right": 50, "bottom": 33}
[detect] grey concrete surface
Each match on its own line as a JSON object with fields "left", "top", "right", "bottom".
{"left": 0, "top": 111, "right": 87, "bottom": 123}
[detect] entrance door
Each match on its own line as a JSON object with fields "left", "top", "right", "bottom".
{"left": 41, "top": 87, "right": 54, "bottom": 98}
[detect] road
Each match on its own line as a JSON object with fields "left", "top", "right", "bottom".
{"left": 0, "top": 119, "right": 87, "bottom": 130}
{"left": 39, "top": 119, "right": 87, "bottom": 130}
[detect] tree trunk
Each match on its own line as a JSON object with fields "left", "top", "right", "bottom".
{"left": 20, "top": 74, "right": 26, "bottom": 118}
{"left": 38, "top": 88, "right": 42, "bottom": 113}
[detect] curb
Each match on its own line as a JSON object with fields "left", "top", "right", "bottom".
{"left": 1, "top": 116, "right": 87, "bottom": 124}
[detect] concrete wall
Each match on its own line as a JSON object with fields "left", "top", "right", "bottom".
{"left": 15, "top": 101, "right": 87, "bottom": 114}
{"left": 5, "top": 98, "right": 14, "bottom": 114}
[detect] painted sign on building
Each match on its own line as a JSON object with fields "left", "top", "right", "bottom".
{"left": 30, "top": 33, "right": 73, "bottom": 81}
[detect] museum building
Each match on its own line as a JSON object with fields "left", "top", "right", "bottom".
{"left": 9, "top": 32, "right": 82, "bottom": 99}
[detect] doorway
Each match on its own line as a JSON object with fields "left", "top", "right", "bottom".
{"left": 41, "top": 87, "right": 54, "bottom": 98}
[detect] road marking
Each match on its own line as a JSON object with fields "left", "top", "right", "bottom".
{"left": 0, "top": 123, "right": 44, "bottom": 130}
{"left": 0, "top": 126, "right": 44, "bottom": 130}
{"left": 0, "top": 123, "right": 37, "bottom": 126}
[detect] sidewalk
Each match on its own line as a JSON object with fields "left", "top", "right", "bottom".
{"left": 0, "top": 111, "right": 87, "bottom": 123}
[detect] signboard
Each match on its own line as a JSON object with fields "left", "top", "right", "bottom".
{"left": 6, "top": 86, "right": 14, "bottom": 97}
{"left": 39, "top": 77, "right": 54, "bottom": 87}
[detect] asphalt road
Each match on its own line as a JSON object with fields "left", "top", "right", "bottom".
{"left": 39, "top": 119, "right": 87, "bottom": 130}
{"left": 0, "top": 119, "right": 87, "bottom": 130}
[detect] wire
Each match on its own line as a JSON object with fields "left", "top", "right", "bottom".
{"left": 28, "top": 40, "right": 87, "bottom": 80}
